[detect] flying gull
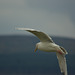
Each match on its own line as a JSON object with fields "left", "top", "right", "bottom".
{"left": 16, "top": 28, "right": 68, "bottom": 75}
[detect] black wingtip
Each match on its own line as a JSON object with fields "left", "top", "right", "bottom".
{"left": 61, "top": 72, "right": 65, "bottom": 75}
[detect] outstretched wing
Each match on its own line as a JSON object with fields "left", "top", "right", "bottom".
{"left": 56, "top": 52, "right": 67, "bottom": 75}
{"left": 16, "top": 28, "right": 53, "bottom": 42}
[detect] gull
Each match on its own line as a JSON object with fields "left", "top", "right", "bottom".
{"left": 16, "top": 28, "right": 68, "bottom": 75}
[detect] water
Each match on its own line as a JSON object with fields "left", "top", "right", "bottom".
{"left": 0, "top": 35, "right": 75, "bottom": 75}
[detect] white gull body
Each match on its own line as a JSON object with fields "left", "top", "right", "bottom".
{"left": 17, "top": 28, "right": 68, "bottom": 75}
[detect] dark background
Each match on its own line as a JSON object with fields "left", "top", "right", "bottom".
{"left": 0, "top": 35, "right": 75, "bottom": 75}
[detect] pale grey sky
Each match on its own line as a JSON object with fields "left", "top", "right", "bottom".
{"left": 0, "top": 0, "right": 75, "bottom": 38}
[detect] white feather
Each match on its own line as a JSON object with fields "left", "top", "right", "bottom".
{"left": 56, "top": 52, "right": 67, "bottom": 75}
{"left": 16, "top": 28, "right": 68, "bottom": 75}
{"left": 16, "top": 28, "right": 53, "bottom": 42}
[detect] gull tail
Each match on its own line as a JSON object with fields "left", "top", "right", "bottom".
{"left": 56, "top": 52, "right": 68, "bottom": 75}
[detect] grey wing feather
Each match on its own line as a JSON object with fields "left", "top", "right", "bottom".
{"left": 16, "top": 28, "right": 53, "bottom": 42}
{"left": 56, "top": 52, "right": 67, "bottom": 75}
{"left": 60, "top": 46, "right": 68, "bottom": 54}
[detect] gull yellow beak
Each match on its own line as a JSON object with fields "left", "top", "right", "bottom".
{"left": 34, "top": 44, "right": 38, "bottom": 52}
{"left": 34, "top": 47, "right": 38, "bottom": 52}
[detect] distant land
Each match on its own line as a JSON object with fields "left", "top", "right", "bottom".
{"left": 0, "top": 35, "right": 75, "bottom": 75}
{"left": 0, "top": 35, "right": 75, "bottom": 54}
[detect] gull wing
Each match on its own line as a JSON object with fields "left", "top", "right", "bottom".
{"left": 16, "top": 28, "right": 53, "bottom": 42}
{"left": 56, "top": 52, "right": 67, "bottom": 75}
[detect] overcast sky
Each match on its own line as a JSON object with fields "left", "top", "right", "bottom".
{"left": 0, "top": 0, "right": 75, "bottom": 38}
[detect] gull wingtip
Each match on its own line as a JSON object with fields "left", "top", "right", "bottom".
{"left": 16, "top": 27, "right": 36, "bottom": 31}
{"left": 15, "top": 28, "right": 19, "bottom": 30}
{"left": 15, "top": 28, "right": 25, "bottom": 30}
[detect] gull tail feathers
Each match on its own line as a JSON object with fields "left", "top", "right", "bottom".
{"left": 56, "top": 52, "right": 67, "bottom": 75}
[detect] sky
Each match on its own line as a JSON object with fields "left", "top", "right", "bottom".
{"left": 0, "top": 0, "right": 75, "bottom": 38}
